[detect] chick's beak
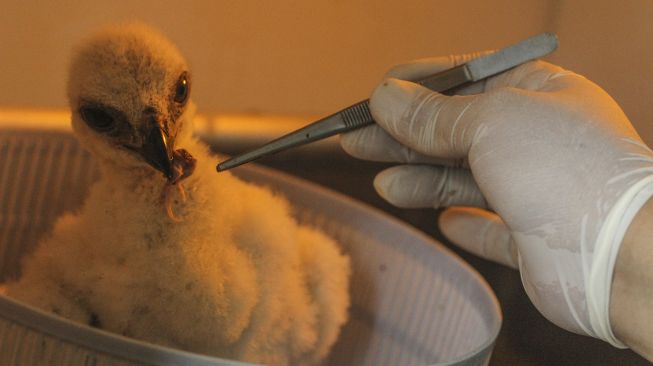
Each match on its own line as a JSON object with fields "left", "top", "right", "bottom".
{"left": 141, "top": 124, "right": 174, "bottom": 180}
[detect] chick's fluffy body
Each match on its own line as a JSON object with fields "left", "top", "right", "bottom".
{"left": 3, "top": 24, "right": 350, "bottom": 366}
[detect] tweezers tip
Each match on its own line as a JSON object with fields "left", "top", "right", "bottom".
{"left": 216, "top": 161, "right": 231, "bottom": 172}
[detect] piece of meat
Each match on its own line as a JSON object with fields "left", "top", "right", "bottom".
{"left": 164, "top": 148, "right": 197, "bottom": 222}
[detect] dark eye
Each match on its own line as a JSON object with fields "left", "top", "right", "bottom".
{"left": 79, "top": 106, "right": 115, "bottom": 132}
{"left": 174, "top": 72, "right": 190, "bottom": 104}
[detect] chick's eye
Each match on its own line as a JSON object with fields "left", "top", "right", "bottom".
{"left": 79, "top": 106, "right": 114, "bottom": 132}
{"left": 174, "top": 72, "right": 190, "bottom": 104}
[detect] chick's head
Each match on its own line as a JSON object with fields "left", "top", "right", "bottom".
{"left": 67, "top": 23, "right": 195, "bottom": 181}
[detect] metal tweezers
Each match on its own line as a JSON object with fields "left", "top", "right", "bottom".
{"left": 216, "top": 33, "right": 558, "bottom": 172}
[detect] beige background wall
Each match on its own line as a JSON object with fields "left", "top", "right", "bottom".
{"left": 0, "top": 0, "right": 554, "bottom": 114}
{"left": 546, "top": 0, "right": 653, "bottom": 144}
{"left": 1, "top": 0, "right": 652, "bottom": 142}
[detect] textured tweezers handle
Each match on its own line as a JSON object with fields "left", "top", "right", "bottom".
{"left": 340, "top": 100, "right": 374, "bottom": 129}
{"left": 338, "top": 65, "right": 472, "bottom": 130}
{"left": 217, "top": 101, "right": 375, "bottom": 170}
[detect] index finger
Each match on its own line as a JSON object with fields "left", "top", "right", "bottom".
{"left": 385, "top": 52, "right": 494, "bottom": 95}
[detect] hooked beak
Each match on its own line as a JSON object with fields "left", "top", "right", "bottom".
{"left": 141, "top": 124, "right": 174, "bottom": 180}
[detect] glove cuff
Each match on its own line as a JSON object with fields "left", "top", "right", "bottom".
{"left": 588, "top": 174, "right": 653, "bottom": 348}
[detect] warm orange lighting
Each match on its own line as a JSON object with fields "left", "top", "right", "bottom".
{"left": 207, "top": 114, "right": 315, "bottom": 137}
{"left": 0, "top": 108, "right": 70, "bottom": 130}
{"left": 0, "top": 108, "right": 317, "bottom": 144}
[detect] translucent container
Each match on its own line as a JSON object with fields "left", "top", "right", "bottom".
{"left": 0, "top": 121, "right": 501, "bottom": 365}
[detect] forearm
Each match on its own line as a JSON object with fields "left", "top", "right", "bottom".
{"left": 610, "top": 196, "right": 653, "bottom": 360}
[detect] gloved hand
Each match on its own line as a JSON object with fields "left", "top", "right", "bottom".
{"left": 341, "top": 55, "right": 653, "bottom": 347}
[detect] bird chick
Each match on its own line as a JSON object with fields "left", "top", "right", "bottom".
{"left": 3, "top": 23, "right": 350, "bottom": 366}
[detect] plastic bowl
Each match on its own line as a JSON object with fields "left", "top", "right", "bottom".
{"left": 0, "top": 122, "right": 501, "bottom": 365}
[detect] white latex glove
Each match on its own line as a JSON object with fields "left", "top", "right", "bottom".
{"left": 340, "top": 55, "right": 653, "bottom": 347}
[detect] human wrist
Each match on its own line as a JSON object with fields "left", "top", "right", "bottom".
{"left": 610, "top": 196, "right": 653, "bottom": 361}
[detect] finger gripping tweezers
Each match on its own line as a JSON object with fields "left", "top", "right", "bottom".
{"left": 216, "top": 33, "right": 558, "bottom": 172}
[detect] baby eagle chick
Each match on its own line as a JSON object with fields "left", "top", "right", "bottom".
{"left": 3, "top": 23, "right": 350, "bottom": 366}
